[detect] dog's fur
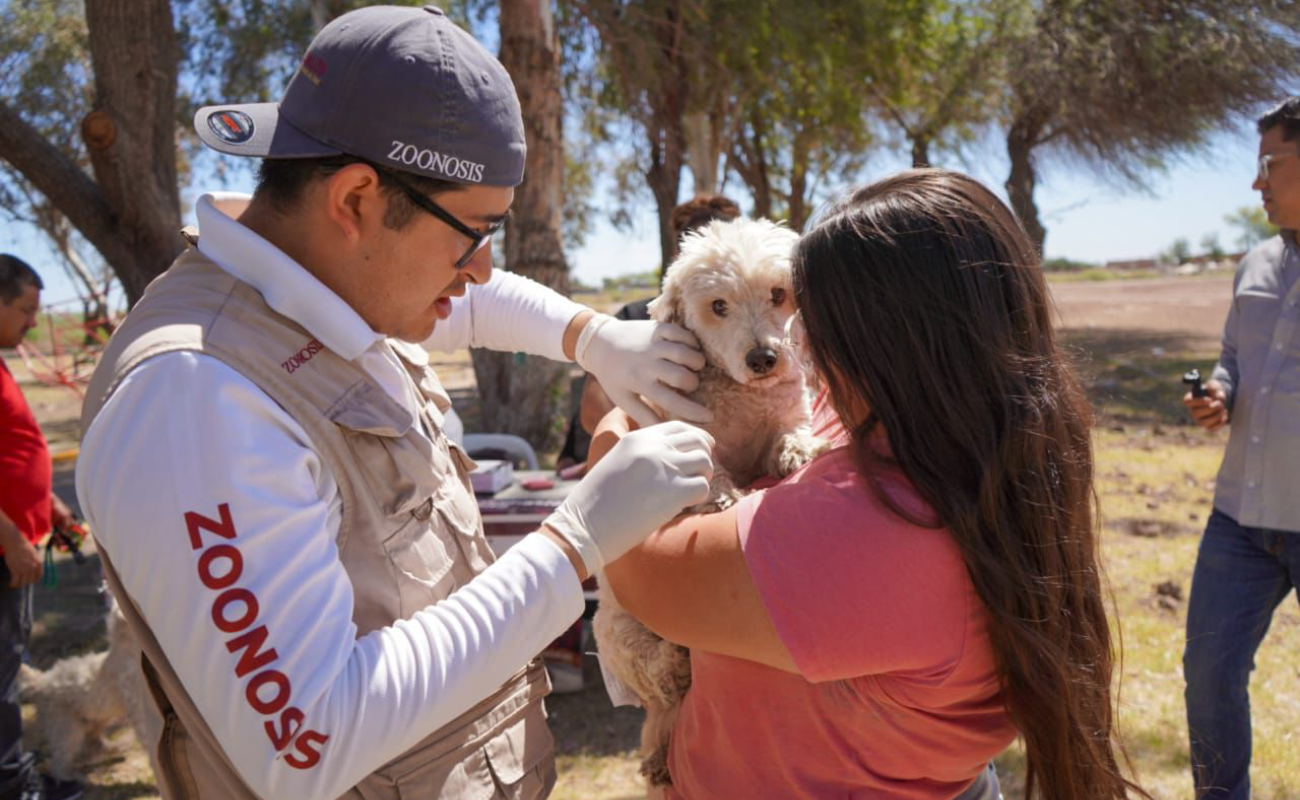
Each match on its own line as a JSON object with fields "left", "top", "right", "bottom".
{"left": 593, "top": 217, "right": 826, "bottom": 788}
{"left": 19, "top": 601, "right": 161, "bottom": 780}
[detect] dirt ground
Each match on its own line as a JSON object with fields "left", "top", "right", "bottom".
{"left": 15, "top": 272, "right": 1264, "bottom": 799}
{"left": 1050, "top": 273, "right": 1231, "bottom": 345}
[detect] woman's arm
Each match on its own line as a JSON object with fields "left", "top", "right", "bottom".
{"left": 591, "top": 410, "right": 798, "bottom": 674}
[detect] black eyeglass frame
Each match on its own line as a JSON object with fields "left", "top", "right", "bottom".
{"left": 377, "top": 166, "right": 510, "bottom": 269}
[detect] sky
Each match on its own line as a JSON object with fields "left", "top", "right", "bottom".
{"left": 2, "top": 113, "right": 1267, "bottom": 309}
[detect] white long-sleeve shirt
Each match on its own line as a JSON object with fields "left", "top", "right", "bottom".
{"left": 76, "top": 193, "right": 587, "bottom": 799}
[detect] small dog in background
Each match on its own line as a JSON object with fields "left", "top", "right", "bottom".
{"left": 19, "top": 600, "right": 160, "bottom": 781}
{"left": 593, "top": 217, "right": 826, "bottom": 788}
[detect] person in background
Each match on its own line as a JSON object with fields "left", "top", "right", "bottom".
{"left": 0, "top": 254, "right": 82, "bottom": 800}
{"left": 557, "top": 194, "right": 742, "bottom": 472}
{"left": 593, "top": 169, "right": 1151, "bottom": 799}
{"left": 1181, "top": 96, "right": 1300, "bottom": 800}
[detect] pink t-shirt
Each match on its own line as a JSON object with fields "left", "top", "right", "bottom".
{"left": 665, "top": 445, "right": 1017, "bottom": 799}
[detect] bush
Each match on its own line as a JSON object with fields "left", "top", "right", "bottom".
{"left": 1041, "top": 257, "right": 1095, "bottom": 272}
{"left": 601, "top": 270, "right": 659, "bottom": 291}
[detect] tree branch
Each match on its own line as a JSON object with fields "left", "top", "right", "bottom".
{"left": 0, "top": 99, "right": 132, "bottom": 272}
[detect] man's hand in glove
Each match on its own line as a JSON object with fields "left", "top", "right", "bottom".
{"left": 575, "top": 315, "right": 713, "bottom": 427}
{"left": 542, "top": 421, "right": 714, "bottom": 577}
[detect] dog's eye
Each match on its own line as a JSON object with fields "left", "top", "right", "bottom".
{"left": 711, "top": 299, "right": 728, "bottom": 317}
{"left": 771, "top": 288, "right": 786, "bottom": 306}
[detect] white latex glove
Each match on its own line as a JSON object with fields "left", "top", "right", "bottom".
{"left": 543, "top": 421, "right": 715, "bottom": 574}
{"left": 575, "top": 315, "right": 713, "bottom": 427}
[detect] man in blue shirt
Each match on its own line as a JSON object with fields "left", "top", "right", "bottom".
{"left": 1182, "top": 96, "right": 1300, "bottom": 800}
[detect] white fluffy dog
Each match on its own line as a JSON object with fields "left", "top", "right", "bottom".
{"left": 19, "top": 601, "right": 161, "bottom": 780}
{"left": 593, "top": 217, "right": 825, "bottom": 788}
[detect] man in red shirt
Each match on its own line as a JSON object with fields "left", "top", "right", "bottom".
{"left": 0, "top": 254, "right": 81, "bottom": 800}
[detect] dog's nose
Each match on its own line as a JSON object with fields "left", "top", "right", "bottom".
{"left": 746, "top": 347, "right": 778, "bottom": 375}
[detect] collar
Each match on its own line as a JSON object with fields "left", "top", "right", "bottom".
{"left": 194, "top": 192, "right": 384, "bottom": 362}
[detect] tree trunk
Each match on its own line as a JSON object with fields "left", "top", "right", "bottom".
{"left": 683, "top": 110, "right": 718, "bottom": 196}
{"left": 1004, "top": 118, "right": 1046, "bottom": 254}
{"left": 729, "top": 111, "right": 772, "bottom": 219}
{"left": 911, "top": 135, "right": 931, "bottom": 168}
{"left": 472, "top": 0, "right": 573, "bottom": 452}
{"left": 647, "top": 143, "right": 683, "bottom": 277}
{"left": 82, "top": 0, "right": 184, "bottom": 303}
{"left": 648, "top": 1, "right": 689, "bottom": 276}
{"left": 785, "top": 133, "right": 810, "bottom": 231}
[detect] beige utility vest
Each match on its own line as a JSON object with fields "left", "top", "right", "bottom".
{"left": 81, "top": 245, "right": 555, "bottom": 800}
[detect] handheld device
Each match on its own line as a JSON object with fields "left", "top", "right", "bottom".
{"left": 1182, "top": 368, "right": 1208, "bottom": 399}
{"left": 49, "top": 519, "right": 88, "bottom": 565}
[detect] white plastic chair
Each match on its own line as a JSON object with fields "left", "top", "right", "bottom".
{"left": 462, "top": 433, "right": 540, "bottom": 471}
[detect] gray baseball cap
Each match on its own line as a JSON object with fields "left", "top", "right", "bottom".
{"left": 194, "top": 5, "right": 525, "bottom": 187}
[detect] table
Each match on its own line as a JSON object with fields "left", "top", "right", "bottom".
{"left": 478, "top": 471, "right": 597, "bottom": 601}
{"left": 477, "top": 470, "right": 580, "bottom": 551}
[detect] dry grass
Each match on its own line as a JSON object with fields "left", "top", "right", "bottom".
{"left": 1092, "top": 426, "right": 1300, "bottom": 800}
{"left": 17, "top": 308, "right": 1300, "bottom": 799}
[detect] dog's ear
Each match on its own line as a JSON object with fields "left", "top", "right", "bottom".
{"left": 647, "top": 272, "right": 684, "bottom": 325}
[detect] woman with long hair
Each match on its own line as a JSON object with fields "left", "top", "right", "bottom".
{"left": 593, "top": 168, "right": 1147, "bottom": 799}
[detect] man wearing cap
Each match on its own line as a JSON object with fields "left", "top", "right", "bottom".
{"left": 75, "top": 7, "right": 714, "bottom": 800}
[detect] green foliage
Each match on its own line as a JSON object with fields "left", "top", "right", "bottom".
{"left": 601, "top": 270, "right": 659, "bottom": 291}
{"left": 1161, "top": 237, "right": 1193, "bottom": 265}
{"left": 6, "top": 0, "right": 1300, "bottom": 294}
{"left": 710, "top": 0, "right": 899, "bottom": 229}
{"left": 0, "top": 0, "right": 114, "bottom": 299}
{"left": 1046, "top": 267, "right": 1164, "bottom": 282}
{"left": 174, "top": 0, "right": 477, "bottom": 114}
{"left": 562, "top": 153, "right": 597, "bottom": 250}
{"left": 992, "top": 0, "right": 1300, "bottom": 251}
{"left": 1041, "top": 256, "right": 1095, "bottom": 272}
{"left": 1005, "top": 0, "right": 1300, "bottom": 184}
{"left": 565, "top": 0, "right": 913, "bottom": 236}
{"left": 870, "top": 0, "right": 1021, "bottom": 166}
{"left": 1200, "top": 233, "right": 1225, "bottom": 260}
{"left": 0, "top": 0, "right": 91, "bottom": 153}
{"left": 1224, "top": 205, "right": 1279, "bottom": 250}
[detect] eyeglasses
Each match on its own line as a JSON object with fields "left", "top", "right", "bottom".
{"left": 1257, "top": 151, "right": 1297, "bottom": 183}
{"left": 382, "top": 169, "right": 510, "bottom": 269}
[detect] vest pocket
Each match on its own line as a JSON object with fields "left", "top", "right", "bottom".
{"left": 482, "top": 710, "right": 556, "bottom": 799}
{"left": 381, "top": 514, "right": 461, "bottom": 618}
{"left": 386, "top": 710, "right": 555, "bottom": 800}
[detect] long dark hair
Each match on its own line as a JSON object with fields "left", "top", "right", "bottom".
{"left": 794, "top": 169, "right": 1145, "bottom": 800}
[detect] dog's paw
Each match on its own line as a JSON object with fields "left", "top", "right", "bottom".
{"left": 691, "top": 471, "right": 742, "bottom": 512}
{"left": 640, "top": 745, "right": 674, "bottom": 787}
{"left": 771, "top": 429, "right": 831, "bottom": 477}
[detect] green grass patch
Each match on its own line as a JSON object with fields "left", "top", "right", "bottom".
{"left": 1063, "top": 330, "right": 1220, "bottom": 426}
{"left": 1049, "top": 268, "right": 1165, "bottom": 282}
